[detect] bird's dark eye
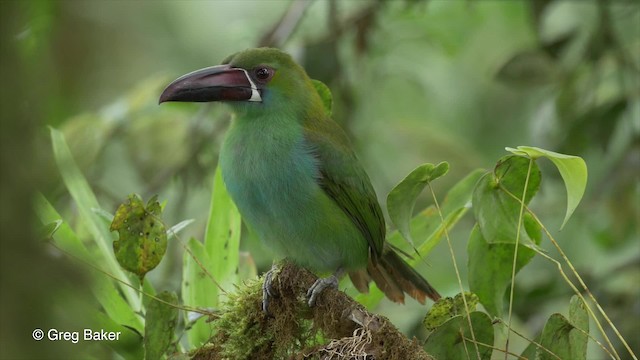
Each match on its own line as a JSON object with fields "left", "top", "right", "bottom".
{"left": 254, "top": 67, "right": 271, "bottom": 81}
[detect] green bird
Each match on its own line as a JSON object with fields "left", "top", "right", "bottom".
{"left": 159, "top": 48, "right": 440, "bottom": 310}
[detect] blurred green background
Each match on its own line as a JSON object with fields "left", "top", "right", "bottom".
{"left": 1, "top": 0, "right": 638, "bottom": 358}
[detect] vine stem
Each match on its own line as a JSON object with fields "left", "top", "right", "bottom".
{"left": 504, "top": 158, "right": 533, "bottom": 359}
{"left": 428, "top": 183, "right": 481, "bottom": 360}
{"left": 501, "top": 187, "right": 633, "bottom": 360}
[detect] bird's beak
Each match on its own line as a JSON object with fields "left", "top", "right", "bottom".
{"left": 159, "top": 64, "right": 262, "bottom": 104}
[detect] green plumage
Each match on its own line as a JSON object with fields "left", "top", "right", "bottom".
{"left": 160, "top": 47, "right": 440, "bottom": 304}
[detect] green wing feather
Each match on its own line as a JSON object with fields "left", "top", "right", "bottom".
{"left": 303, "top": 118, "right": 385, "bottom": 263}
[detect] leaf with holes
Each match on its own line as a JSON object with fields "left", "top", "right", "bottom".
{"left": 110, "top": 194, "right": 167, "bottom": 281}
{"left": 423, "top": 292, "right": 479, "bottom": 331}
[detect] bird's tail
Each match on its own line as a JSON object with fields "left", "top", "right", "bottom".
{"left": 349, "top": 249, "right": 441, "bottom": 304}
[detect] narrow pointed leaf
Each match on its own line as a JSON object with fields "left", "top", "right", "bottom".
{"left": 182, "top": 237, "right": 217, "bottom": 348}
{"left": 50, "top": 127, "right": 141, "bottom": 310}
{"left": 35, "top": 193, "right": 144, "bottom": 333}
{"left": 167, "top": 219, "right": 195, "bottom": 240}
{"left": 204, "top": 168, "right": 242, "bottom": 294}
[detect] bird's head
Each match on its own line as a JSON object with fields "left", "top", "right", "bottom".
{"left": 159, "top": 48, "right": 320, "bottom": 117}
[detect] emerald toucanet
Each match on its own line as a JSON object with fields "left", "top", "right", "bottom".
{"left": 159, "top": 48, "right": 440, "bottom": 310}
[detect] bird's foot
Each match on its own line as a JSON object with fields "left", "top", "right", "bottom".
{"left": 306, "top": 269, "right": 344, "bottom": 307}
{"left": 262, "top": 264, "right": 278, "bottom": 313}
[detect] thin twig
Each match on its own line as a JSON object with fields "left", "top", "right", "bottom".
{"left": 428, "top": 183, "right": 482, "bottom": 360}
{"left": 501, "top": 186, "right": 628, "bottom": 360}
{"left": 504, "top": 158, "right": 534, "bottom": 359}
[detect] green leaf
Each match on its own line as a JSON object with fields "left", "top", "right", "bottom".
{"left": 182, "top": 237, "right": 217, "bottom": 348}
{"left": 311, "top": 79, "right": 332, "bottom": 115}
{"left": 467, "top": 223, "right": 540, "bottom": 317}
{"left": 537, "top": 297, "right": 589, "bottom": 360}
{"left": 473, "top": 155, "right": 541, "bottom": 245}
{"left": 423, "top": 292, "right": 479, "bottom": 331}
{"left": 110, "top": 194, "right": 168, "bottom": 281}
{"left": 524, "top": 308, "right": 594, "bottom": 360}
{"left": 424, "top": 311, "right": 494, "bottom": 360}
{"left": 205, "top": 167, "right": 242, "bottom": 294}
{"left": 387, "top": 162, "right": 450, "bottom": 246}
{"left": 144, "top": 291, "right": 179, "bottom": 360}
{"left": 34, "top": 193, "right": 144, "bottom": 333}
{"left": 355, "top": 169, "right": 482, "bottom": 309}
{"left": 50, "top": 127, "right": 141, "bottom": 310}
{"left": 506, "top": 146, "right": 587, "bottom": 229}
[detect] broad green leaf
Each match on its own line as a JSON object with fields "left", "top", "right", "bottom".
{"left": 468, "top": 223, "right": 541, "bottom": 317}
{"left": 423, "top": 311, "right": 494, "bottom": 360}
{"left": 387, "top": 162, "right": 450, "bottom": 246}
{"left": 569, "top": 295, "right": 589, "bottom": 332}
{"left": 521, "top": 295, "right": 589, "bottom": 360}
{"left": 111, "top": 194, "right": 168, "bottom": 281}
{"left": 473, "top": 155, "right": 541, "bottom": 245}
{"left": 182, "top": 237, "right": 217, "bottom": 348}
{"left": 538, "top": 296, "right": 589, "bottom": 360}
{"left": 506, "top": 146, "right": 587, "bottom": 229}
{"left": 423, "top": 292, "right": 479, "bottom": 331}
{"left": 355, "top": 169, "right": 482, "bottom": 309}
{"left": 144, "top": 291, "right": 178, "bottom": 360}
{"left": 311, "top": 79, "right": 332, "bottom": 115}
{"left": 34, "top": 193, "right": 144, "bottom": 333}
{"left": 205, "top": 168, "right": 242, "bottom": 294}
{"left": 50, "top": 127, "right": 141, "bottom": 310}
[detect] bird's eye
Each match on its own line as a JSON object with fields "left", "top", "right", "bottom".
{"left": 254, "top": 67, "right": 272, "bottom": 81}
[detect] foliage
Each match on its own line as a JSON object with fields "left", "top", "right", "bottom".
{"left": 39, "top": 120, "right": 617, "bottom": 359}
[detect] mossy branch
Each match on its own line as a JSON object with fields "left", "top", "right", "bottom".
{"left": 192, "top": 261, "right": 433, "bottom": 360}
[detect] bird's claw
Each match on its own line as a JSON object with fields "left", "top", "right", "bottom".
{"left": 262, "top": 265, "right": 277, "bottom": 313}
{"left": 307, "top": 274, "right": 339, "bottom": 307}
